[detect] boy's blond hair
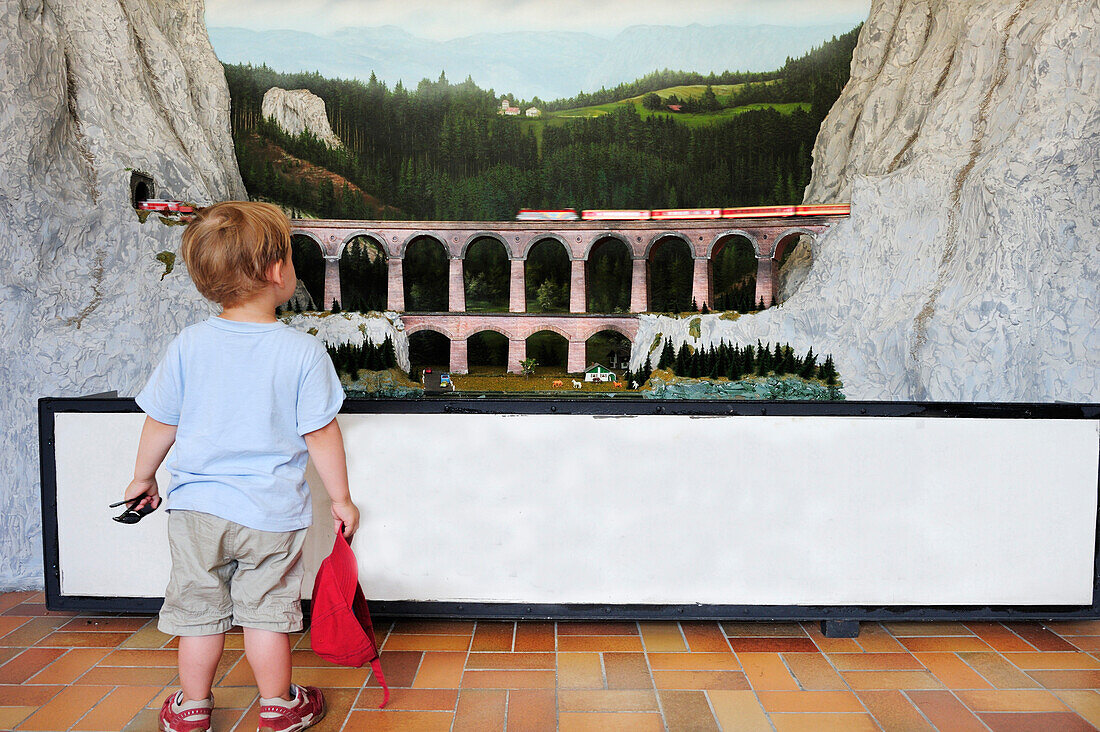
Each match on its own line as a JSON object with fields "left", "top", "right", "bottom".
{"left": 181, "top": 201, "right": 292, "bottom": 307}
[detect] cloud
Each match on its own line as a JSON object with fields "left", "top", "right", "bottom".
{"left": 205, "top": 0, "right": 870, "bottom": 38}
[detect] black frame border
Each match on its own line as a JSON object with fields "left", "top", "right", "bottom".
{"left": 39, "top": 397, "right": 1100, "bottom": 621}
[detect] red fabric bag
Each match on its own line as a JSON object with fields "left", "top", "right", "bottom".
{"left": 309, "top": 531, "right": 389, "bottom": 708}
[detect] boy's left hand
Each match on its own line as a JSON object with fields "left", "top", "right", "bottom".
{"left": 122, "top": 477, "right": 161, "bottom": 512}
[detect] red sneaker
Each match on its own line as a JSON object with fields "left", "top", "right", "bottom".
{"left": 159, "top": 691, "right": 213, "bottom": 732}
{"left": 257, "top": 684, "right": 326, "bottom": 732}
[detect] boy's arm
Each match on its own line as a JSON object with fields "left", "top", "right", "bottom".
{"left": 123, "top": 416, "right": 177, "bottom": 510}
{"left": 303, "top": 417, "right": 359, "bottom": 539}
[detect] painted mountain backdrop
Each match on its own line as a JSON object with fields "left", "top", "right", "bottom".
{"left": 209, "top": 23, "right": 855, "bottom": 100}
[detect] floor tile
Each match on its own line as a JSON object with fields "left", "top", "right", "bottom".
{"left": 37, "top": 631, "right": 132, "bottom": 648}
{"left": 898, "top": 636, "right": 994, "bottom": 653}
{"left": 1027, "top": 669, "right": 1100, "bottom": 689}
{"left": 883, "top": 621, "right": 975, "bottom": 636}
{"left": 470, "top": 622, "right": 514, "bottom": 651}
{"left": 722, "top": 622, "right": 806, "bottom": 637}
{"left": 354, "top": 687, "right": 457, "bottom": 710}
{"left": 914, "top": 651, "right": 994, "bottom": 689}
{"left": 383, "top": 634, "right": 471, "bottom": 651}
{"left": 738, "top": 652, "right": 800, "bottom": 691}
{"left": 558, "top": 689, "right": 659, "bottom": 712}
{"left": 1054, "top": 689, "right": 1100, "bottom": 727}
{"left": 0, "top": 616, "right": 31, "bottom": 641}
{"left": 978, "top": 711, "right": 1096, "bottom": 731}
{"left": 451, "top": 688, "right": 506, "bottom": 731}
{"left": 60, "top": 616, "right": 152, "bottom": 633}
{"left": 557, "top": 711, "right": 664, "bottom": 731}
{"left": 647, "top": 652, "right": 740, "bottom": 671}
{"left": 963, "top": 623, "right": 1038, "bottom": 652}
{"left": 905, "top": 689, "right": 987, "bottom": 731}
{"left": 638, "top": 622, "right": 687, "bottom": 652}
{"left": 507, "top": 688, "right": 556, "bottom": 731}
{"left": 0, "top": 648, "right": 65, "bottom": 684}
{"left": 76, "top": 665, "right": 178, "bottom": 686}
{"left": 854, "top": 689, "right": 935, "bottom": 731}
{"left": 14, "top": 684, "right": 110, "bottom": 731}
{"left": 680, "top": 622, "right": 731, "bottom": 652}
{"left": 782, "top": 652, "right": 848, "bottom": 690}
{"left": 0, "top": 617, "right": 70, "bottom": 647}
{"left": 557, "top": 652, "right": 604, "bottom": 689}
{"left": 658, "top": 689, "right": 719, "bottom": 730}
{"left": 840, "top": 670, "right": 943, "bottom": 690}
{"left": 70, "top": 685, "right": 161, "bottom": 731}
{"left": 514, "top": 622, "right": 555, "bottom": 652}
{"left": 461, "top": 669, "right": 556, "bottom": 689}
{"left": 1047, "top": 621, "right": 1100, "bottom": 635}
{"left": 757, "top": 690, "right": 865, "bottom": 713}
{"left": 558, "top": 635, "right": 644, "bottom": 652}
{"left": 98, "top": 648, "right": 177, "bottom": 667}
{"left": 1004, "top": 652, "right": 1100, "bottom": 669}
{"left": 707, "top": 689, "right": 772, "bottom": 731}
{"left": 413, "top": 651, "right": 466, "bottom": 688}
{"left": 465, "top": 652, "right": 554, "bottom": 670}
{"left": 390, "top": 620, "right": 475, "bottom": 635}
{"left": 652, "top": 669, "right": 749, "bottom": 690}
{"left": 368, "top": 650, "right": 422, "bottom": 688}
{"left": 0, "top": 683, "right": 63, "bottom": 705}
{"left": 602, "top": 652, "right": 652, "bottom": 689}
{"left": 0, "top": 707, "right": 36, "bottom": 729}
{"left": 557, "top": 623, "right": 638, "bottom": 636}
{"left": 344, "top": 710, "right": 454, "bottom": 730}
{"left": 728, "top": 637, "right": 818, "bottom": 653}
{"left": 828, "top": 652, "right": 923, "bottom": 671}
{"left": 1005, "top": 624, "right": 1079, "bottom": 652}
{"left": 955, "top": 688, "right": 1069, "bottom": 712}
{"left": 769, "top": 712, "right": 879, "bottom": 731}
{"left": 854, "top": 623, "right": 907, "bottom": 653}
{"left": 958, "top": 652, "right": 1042, "bottom": 688}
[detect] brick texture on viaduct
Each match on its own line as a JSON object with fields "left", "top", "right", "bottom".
{"left": 290, "top": 217, "right": 840, "bottom": 373}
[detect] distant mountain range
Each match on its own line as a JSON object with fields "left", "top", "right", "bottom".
{"left": 208, "top": 23, "right": 857, "bottom": 101}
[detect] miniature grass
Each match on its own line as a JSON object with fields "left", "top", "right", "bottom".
{"left": 155, "top": 251, "right": 175, "bottom": 281}
{"left": 450, "top": 366, "right": 633, "bottom": 393}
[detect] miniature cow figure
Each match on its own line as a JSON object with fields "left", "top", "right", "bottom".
{"left": 631, "top": 380, "right": 639, "bottom": 389}
{"left": 552, "top": 380, "right": 563, "bottom": 388}
{"left": 613, "top": 381, "right": 622, "bottom": 388}
{"left": 572, "top": 379, "right": 582, "bottom": 389}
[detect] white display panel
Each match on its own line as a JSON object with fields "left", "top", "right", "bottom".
{"left": 53, "top": 412, "right": 1099, "bottom": 606}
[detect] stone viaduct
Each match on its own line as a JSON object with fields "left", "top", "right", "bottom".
{"left": 401, "top": 314, "right": 638, "bottom": 374}
{"left": 290, "top": 216, "right": 841, "bottom": 373}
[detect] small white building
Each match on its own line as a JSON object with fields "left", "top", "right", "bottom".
{"left": 499, "top": 98, "right": 521, "bottom": 116}
{"left": 525, "top": 107, "right": 541, "bottom": 118}
{"left": 584, "top": 364, "right": 616, "bottom": 383}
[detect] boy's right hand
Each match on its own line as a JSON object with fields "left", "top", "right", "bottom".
{"left": 122, "top": 477, "right": 161, "bottom": 512}
{"left": 331, "top": 499, "right": 359, "bottom": 539}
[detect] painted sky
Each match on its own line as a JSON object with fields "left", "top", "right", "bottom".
{"left": 204, "top": 0, "right": 870, "bottom": 39}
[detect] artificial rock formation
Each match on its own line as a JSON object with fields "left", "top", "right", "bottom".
{"left": 0, "top": 0, "right": 246, "bottom": 588}
{"left": 634, "top": 0, "right": 1099, "bottom": 402}
{"left": 261, "top": 87, "right": 345, "bottom": 149}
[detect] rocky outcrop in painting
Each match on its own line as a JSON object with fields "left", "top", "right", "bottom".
{"left": 261, "top": 87, "right": 345, "bottom": 149}
{"left": 635, "top": 0, "right": 1099, "bottom": 402}
{"left": 0, "top": 0, "right": 246, "bottom": 588}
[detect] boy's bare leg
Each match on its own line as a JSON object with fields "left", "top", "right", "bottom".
{"left": 244, "top": 627, "right": 293, "bottom": 699}
{"left": 178, "top": 633, "right": 225, "bottom": 701}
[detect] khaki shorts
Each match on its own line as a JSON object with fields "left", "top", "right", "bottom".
{"left": 158, "top": 510, "right": 308, "bottom": 636}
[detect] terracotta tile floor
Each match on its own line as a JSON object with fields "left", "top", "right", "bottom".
{"left": 3, "top": 591, "right": 1100, "bottom": 730}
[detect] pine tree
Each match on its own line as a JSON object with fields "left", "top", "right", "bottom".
{"left": 331, "top": 299, "right": 341, "bottom": 313}
{"left": 657, "top": 339, "right": 675, "bottom": 370}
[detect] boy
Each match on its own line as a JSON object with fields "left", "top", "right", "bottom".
{"left": 122, "top": 201, "right": 359, "bottom": 732}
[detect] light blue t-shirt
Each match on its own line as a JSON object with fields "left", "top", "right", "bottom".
{"left": 136, "top": 317, "right": 344, "bottom": 531}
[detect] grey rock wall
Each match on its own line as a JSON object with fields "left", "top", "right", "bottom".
{"left": 635, "top": 0, "right": 1099, "bottom": 403}
{"left": 0, "top": 0, "right": 245, "bottom": 589}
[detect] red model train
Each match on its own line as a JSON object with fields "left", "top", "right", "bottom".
{"left": 136, "top": 199, "right": 195, "bottom": 214}
{"left": 519, "top": 204, "right": 849, "bottom": 221}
